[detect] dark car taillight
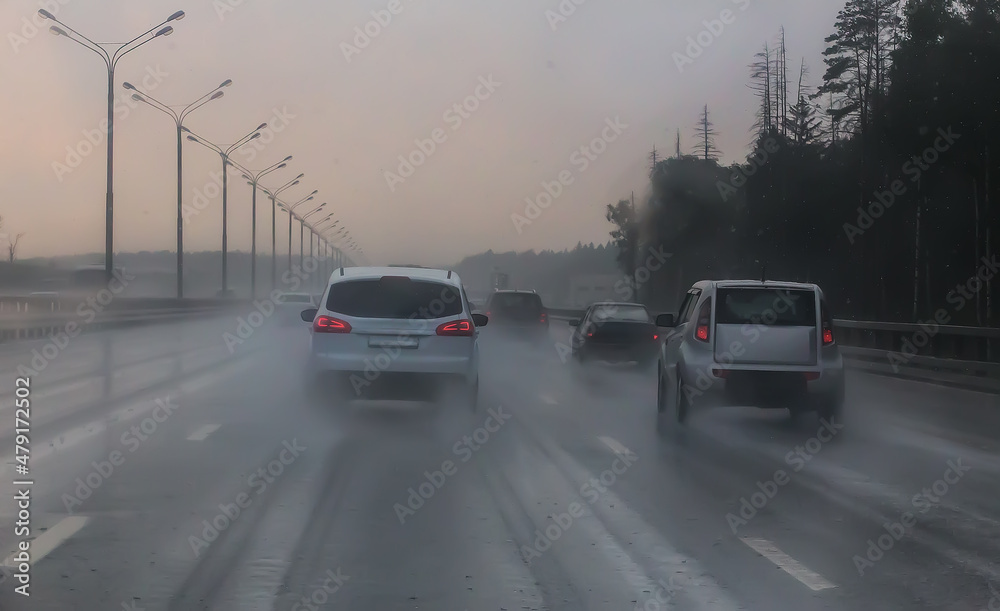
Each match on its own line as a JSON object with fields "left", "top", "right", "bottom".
{"left": 540, "top": 312, "right": 547, "bottom": 323}
{"left": 313, "top": 316, "right": 351, "bottom": 333}
{"left": 437, "top": 320, "right": 474, "bottom": 336}
{"left": 822, "top": 327, "right": 834, "bottom": 345}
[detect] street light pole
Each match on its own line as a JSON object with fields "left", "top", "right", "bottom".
{"left": 242, "top": 158, "right": 291, "bottom": 298}
{"left": 264, "top": 175, "right": 304, "bottom": 289}
{"left": 185, "top": 124, "right": 266, "bottom": 294}
{"left": 127, "top": 79, "right": 231, "bottom": 297}
{"left": 284, "top": 191, "right": 318, "bottom": 272}
{"left": 41, "top": 9, "right": 184, "bottom": 283}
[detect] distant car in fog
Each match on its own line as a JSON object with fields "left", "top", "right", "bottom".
{"left": 300, "top": 266, "right": 488, "bottom": 408}
{"left": 568, "top": 302, "right": 659, "bottom": 368}
{"left": 655, "top": 280, "right": 844, "bottom": 425}
{"left": 277, "top": 292, "right": 316, "bottom": 326}
{"left": 483, "top": 289, "right": 548, "bottom": 342}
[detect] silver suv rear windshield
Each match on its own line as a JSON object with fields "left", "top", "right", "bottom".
{"left": 715, "top": 288, "right": 817, "bottom": 326}
{"left": 326, "top": 278, "right": 463, "bottom": 319}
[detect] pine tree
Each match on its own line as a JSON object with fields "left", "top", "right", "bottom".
{"left": 694, "top": 105, "right": 723, "bottom": 161}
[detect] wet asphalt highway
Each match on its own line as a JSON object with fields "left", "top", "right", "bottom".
{"left": 0, "top": 315, "right": 998, "bottom": 610}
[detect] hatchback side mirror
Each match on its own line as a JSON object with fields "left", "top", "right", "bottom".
{"left": 568, "top": 319, "right": 580, "bottom": 327}
{"left": 472, "top": 313, "right": 489, "bottom": 327}
{"left": 300, "top": 308, "right": 318, "bottom": 322}
{"left": 656, "top": 313, "right": 676, "bottom": 328}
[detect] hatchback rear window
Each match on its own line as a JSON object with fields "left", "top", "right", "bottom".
{"left": 491, "top": 293, "right": 542, "bottom": 311}
{"left": 326, "top": 278, "right": 463, "bottom": 319}
{"left": 715, "top": 289, "right": 817, "bottom": 326}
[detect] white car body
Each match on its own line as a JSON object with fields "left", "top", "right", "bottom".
{"left": 302, "top": 266, "right": 485, "bottom": 402}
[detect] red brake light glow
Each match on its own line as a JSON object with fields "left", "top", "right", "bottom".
{"left": 653, "top": 333, "right": 659, "bottom": 340}
{"left": 804, "top": 371, "right": 821, "bottom": 381}
{"left": 437, "top": 320, "right": 474, "bottom": 336}
{"left": 822, "top": 327, "right": 834, "bottom": 345}
{"left": 540, "top": 312, "right": 547, "bottom": 323}
{"left": 694, "top": 298, "right": 712, "bottom": 343}
{"left": 314, "top": 316, "right": 351, "bottom": 333}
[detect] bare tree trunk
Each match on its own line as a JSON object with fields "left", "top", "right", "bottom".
{"left": 975, "top": 175, "right": 982, "bottom": 325}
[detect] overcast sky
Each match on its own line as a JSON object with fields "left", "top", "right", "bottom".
{"left": 1, "top": 0, "right": 845, "bottom": 265}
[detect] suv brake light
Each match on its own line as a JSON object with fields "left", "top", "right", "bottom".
{"left": 539, "top": 312, "right": 547, "bottom": 323}
{"left": 436, "top": 320, "right": 474, "bottom": 336}
{"left": 694, "top": 298, "right": 712, "bottom": 343}
{"left": 822, "top": 327, "right": 834, "bottom": 345}
{"left": 314, "top": 316, "right": 351, "bottom": 333}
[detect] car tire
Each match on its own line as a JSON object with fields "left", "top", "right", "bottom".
{"left": 818, "top": 389, "right": 844, "bottom": 423}
{"left": 674, "top": 372, "right": 689, "bottom": 424}
{"left": 656, "top": 367, "right": 667, "bottom": 413}
{"left": 468, "top": 377, "right": 480, "bottom": 412}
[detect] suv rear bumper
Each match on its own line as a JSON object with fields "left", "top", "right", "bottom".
{"left": 677, "top": 356, "right": 844, "bottom": 409}
{"left": 308, "top": 351, "right": 475, "bottom": 381}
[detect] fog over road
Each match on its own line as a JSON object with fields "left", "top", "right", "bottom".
{"left": 0, "top": 317, "right": 998, "bottom": 610}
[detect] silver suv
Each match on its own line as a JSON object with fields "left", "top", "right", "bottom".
{"left": 655, "top": 280, "right": 844, "bottom": 423}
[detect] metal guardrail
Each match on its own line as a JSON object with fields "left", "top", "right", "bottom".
{"left": 0, "top": 298, "right": 246, "bottom": 344}
{"left": 546, "top": 309, "right": 1000, "bottom": 393}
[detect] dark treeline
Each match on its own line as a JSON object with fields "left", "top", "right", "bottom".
{"left": 609, "top": 0, "right": 1000, "bottom": 325}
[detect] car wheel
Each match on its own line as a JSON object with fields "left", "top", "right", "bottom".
{"left": 468, "top": 377, "right": 480, "bottom": 412}
{"left": 818, "top": 390, "right": 844, "bottom": 423}
{"left": 674, "top": 372, "right": 689, "bottom": 424}
{"left": 656, "top": 368, "right": 666, "bottom": 413}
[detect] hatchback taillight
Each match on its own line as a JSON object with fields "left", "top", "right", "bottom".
{"left": 436, "top": 320, "right": 474, "bottom": 336}
{"left": 540, "top": 312, "right": 547, "bottom": 323}
{"left": 313, "top": 316, "right": 351, "bottom": 333}
{"left": 694, "top": 298, "right": 712, "bottom": 343}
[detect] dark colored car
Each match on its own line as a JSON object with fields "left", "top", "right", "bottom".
{"left": 483, "top": 290, "right": 549, "bottom": 341}
{"left": 569, "top": 302, "right": 660, "bottom": 366}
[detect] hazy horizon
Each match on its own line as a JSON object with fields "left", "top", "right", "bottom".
{"left": 3, "top": 0, "right": 843, "bottom": 265}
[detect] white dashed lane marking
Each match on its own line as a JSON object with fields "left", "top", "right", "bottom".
{"left": 2, "top": 516, "right": 90, "bottom": 568}
{"left": 740, "top": 536, "right": 837, "bottom": 591}
{"left": 187, "top": 424, "right": 221, "bottom": 441}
